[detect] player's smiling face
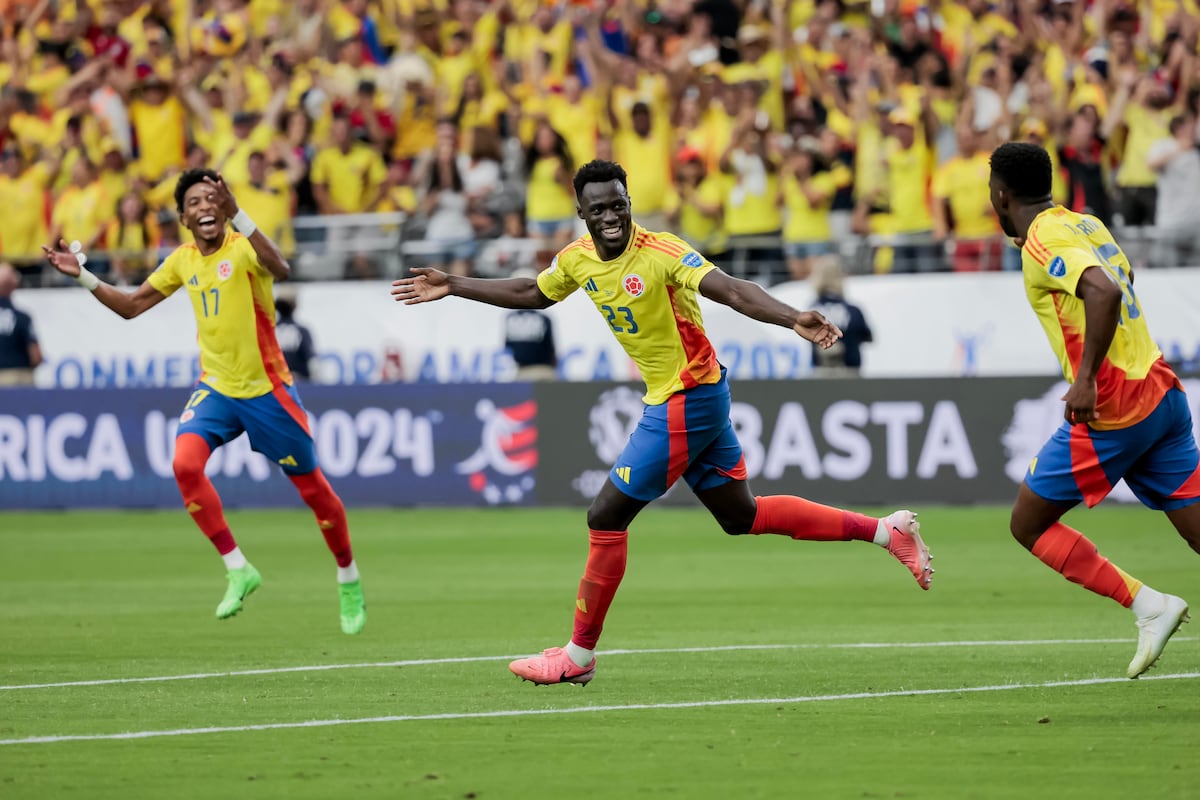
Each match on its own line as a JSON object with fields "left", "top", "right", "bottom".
{"left": 578, "top": 180, "right": 633, "bottom": 259}
{"left": 182, "top": 182, "right": 226, "bottom": 246}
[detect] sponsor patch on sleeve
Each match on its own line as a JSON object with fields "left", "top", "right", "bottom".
{"left": 681, "top": 251, "right": 704, "bottom": 268}
{"left": 1048, "top": 256, "right": 1066, "bottom": 278}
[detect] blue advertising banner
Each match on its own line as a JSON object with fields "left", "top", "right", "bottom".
{"left": 0, "top": 384, "right": 537, "bottom": 510}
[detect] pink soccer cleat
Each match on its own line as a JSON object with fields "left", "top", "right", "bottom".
{"left": 882, "top": 510, "right": 933, "bottom": 590}
{"left": 509, "top": 647, "right": 597, "bottom": 686}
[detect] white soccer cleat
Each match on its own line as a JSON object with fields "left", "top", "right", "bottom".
{"left": 1127, "top": 593, "right": 1190, "bottom": 679}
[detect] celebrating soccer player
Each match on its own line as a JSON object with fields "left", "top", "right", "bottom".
{"left": 43, "top": 170, "right": 367, "bottom": 634}
{"left": 391, "top": 159, "right": 933, "bottom": 685}
{"left": 989, "top": 142, "right": 1197, "bottom": 678}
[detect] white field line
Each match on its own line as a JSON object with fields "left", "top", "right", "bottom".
{"left": 3, "top": 671, "right": 1198, "bottom": 747}
{"left": 2, "top": 636, "right": 1194, "bottom": 692}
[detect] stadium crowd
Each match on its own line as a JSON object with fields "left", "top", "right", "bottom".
{"left": 2, "top": 0, "right": 1200, "bottom": 286}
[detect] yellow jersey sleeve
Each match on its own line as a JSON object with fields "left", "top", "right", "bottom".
{"left": 536, "top": 247, "right": 581, "bottom": 303}
{"left": 657, "top": 233, "right": 716, "bottom": 291}
{"left": 147, "top": 248, "right": 184, "bottom": 296}
{"left": 1024, "top": 223, "right": 1097, "bottom": 297}
{"left": 233, "top": 231, "right": 271, "bottom": 278}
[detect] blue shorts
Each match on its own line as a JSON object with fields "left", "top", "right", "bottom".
{"left": 784, "top": 240, "right": 834, "bottom": 260}
{"left": 610, "top": 370, "right": 747, "bottom": 502}
{"left": 177, "top": 381, "right": 317, "bottom": 475}
{"left": 527, "top": 218, "right": 574, "bottom": 238}
{"left": 1026, "top": 388, "right": 1200, "bottom": 511}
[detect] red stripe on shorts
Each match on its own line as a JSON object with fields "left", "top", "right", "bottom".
{"left": 666, "top": 394, "right": 689, "bottom": 487}
{"left": 272, "top": 384, "right": 311, "bottom": 435}
{"left": 1169, "top": 462, "right": 1200, "bottom": 501}
{"left": 1069, "top": 425, "right": 1112, "bottom": 507}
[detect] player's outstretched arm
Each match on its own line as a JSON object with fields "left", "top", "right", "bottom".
{"left": 390, "top": 268, "right": 554, "bottom": 310}
{"left": 205, "top": 176, "right": 290, "bottom": 280}
{"left": 699, "top": 268, "right": 842, "bottom": 349}
{"left": 42, "top": 240, "right": 167, "bottom": 320}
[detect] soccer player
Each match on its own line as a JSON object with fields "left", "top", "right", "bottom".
{"left": 391, "top": 160, "right": 933, "bottom": 685}
{"left": 42, "top": 169, "right": 367, "bottom": 635}
{"left": 989, "top": 142, "right": 1196, "bottom": 678}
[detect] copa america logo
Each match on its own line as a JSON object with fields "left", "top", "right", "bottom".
{"left": 455, "top": 399, "right": 538, "bottom": 505}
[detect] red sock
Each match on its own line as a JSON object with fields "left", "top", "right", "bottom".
{"left": 571, "top": 529, "right": 628, "bottom": 650}
{"left": 1031, "top": 522, "right": 1141, "bottom": 607}
{"left": 749, "top": 495, "right": 878, "bottom": 542}
{"left": 173, "top": 433, "right": 236, "bottom": 555}
{"left": 290, "top": 469, "right": 354, "bottom": 567}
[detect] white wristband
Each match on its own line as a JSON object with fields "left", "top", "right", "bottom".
{"left": 75, "top": 267, "right": 100, "bottom": 291}
{"left": 232, "top": 209, "right": 257, "bottom": 237}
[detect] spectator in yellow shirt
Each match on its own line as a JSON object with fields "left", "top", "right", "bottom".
{"left": 232, "top": 150, "right": 296, "bottom": 256}
{"left": 0, "top": 146, "right": 57, "bottom": 278}
{"left": 613, "top": 102, "right": 673, "bottom": 232}
{"left": 719, "top": 111, "right": 784, "bottom": 281}
{"left": 49, "top": 157, "right": 109, "bottom": 273}
{"left": 311, "top": 114, "right": 387, "bottom": 215}
{"left": 931, "top": 125, "right": 1002, "bottom": 271}
{"left": 310, "top": 113, "right": 388, "bottom": 274}
{"left": 668, "top": 147, "right": 725, "bottom": 257}
{"left": 881, "top": 107, "right": 939, "bottom": 273}
{"left": 780, "top": 138, "right": 850, "bottom": 281}
{"left": 523, "top": 121, "right": 576, "bottom": 251}
{"left": 126, "top": 73, "right": 187, "bottom": 182}
{"left": 101, "top": 191, "right": 160, "bottom": 285}
{"left": 1102, "top": 65, "right": 1175, "bottom": 267}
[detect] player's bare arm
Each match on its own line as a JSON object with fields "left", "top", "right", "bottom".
{"left": 204, "top": 176, "right": 290, "bottom": 280}
{"left": 42, "top": 239, "right": 168, "bottom": 319}
{"left": 698, "top": 268, "right": 842, "bottom": 349}
{"left": 391, "top": 267, "right": 555, "bottom": 309}
{"left": 1063, "top": 265, "right": 1124, "bottom": 425}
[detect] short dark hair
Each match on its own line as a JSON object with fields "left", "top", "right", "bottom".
{"left": 174, "top": 168, "right": 219, "bottom": 213}
{"left": 573, "top": 160, "right": 628, "bottom": 200}
{"left": 989, "top": 142, "right": 1052, "bottom": 202}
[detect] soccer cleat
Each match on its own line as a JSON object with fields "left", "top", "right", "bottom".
{"left": 216, "top": 563, "right": 262, "bottom": 619}
{"left": 883, "top": 510, "right": 934, "bottom": 590}
{"left": 339, "top": 579, "right": 367, "bottom": 635}
{"left": 1127, "top": 593, "right": 1189, "bottom": 679}
{"left": 509, "top": 647, "right": 596, "bottom": 685}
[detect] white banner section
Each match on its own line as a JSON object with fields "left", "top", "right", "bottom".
{"left": 19, "top": 270, "right": 1200, "bottom": 387}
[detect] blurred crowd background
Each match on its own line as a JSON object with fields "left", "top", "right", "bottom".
{"left": 3, "top": 0, "right": 1200, "bottom": 288}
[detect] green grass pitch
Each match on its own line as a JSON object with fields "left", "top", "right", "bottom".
{"left": 1, "top": 505, "right": 1198, "bottom": 799}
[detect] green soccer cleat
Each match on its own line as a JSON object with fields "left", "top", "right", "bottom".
{"left": 339, "top": 579, "right": 366, "bottom": 635}
{"left": 216, "top": 563, "right": 262, "bottom": 619}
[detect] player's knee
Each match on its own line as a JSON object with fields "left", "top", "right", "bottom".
{"left": 586, "top": 506, "right": 618, "bottom": 532}
{"left": 172, "top": 435, "right": 209, "bottom": 483}
{"left": 716, "top": 512, "right": 754, "bottom": 536}
{"left": 1008, "top": 511, "right": 1039, "bottom": 551}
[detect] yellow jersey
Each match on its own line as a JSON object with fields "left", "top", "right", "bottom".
{"left": 782, "top": 165, "right": 850, "bottom": 243}
{"left": 52, "top": 182, "right": 110, "bottom": 245}
{"left": 148, "top": 231, "right": 292, "bottom": 398}
{"left": 885, "top": 140, "right": 933, "bottom": 233}
{"left": 310, "top": 144, "right": 387, "bottom": 213}
{"left": 931, "top": 152, "right": 999, "bottom": 239}
{"left": 1022, "top": 207, "right": 1180, "bottom": 430}
{"left": 0, "top": 164, "right": 51, "bottom": 260}
{"left": 537, "top": 225, "right": 721, "bottom": 405}
{"left": 129, "top": 96, "right": 187, "bottom": 181}
{"left": 613, "top": 128, "right": 672, "bottom": 214}
{"left": 525, "top": 157, "right": 575, "bottom": 222}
